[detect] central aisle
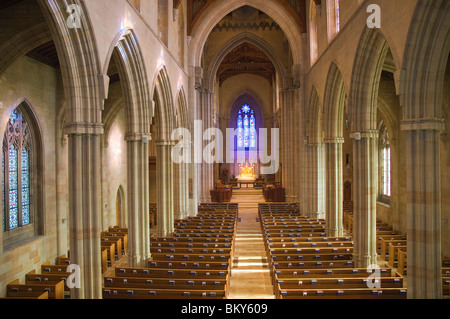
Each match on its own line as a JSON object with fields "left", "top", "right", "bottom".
{"left": 227, "top": 189, "right": 275, "bottom": 299}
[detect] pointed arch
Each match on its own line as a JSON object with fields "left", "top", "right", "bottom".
{"left": 189, "top": 0, "right": 304, "bottom": 68}
{"left": 153, "top": 67, "right": 176, "bottom": 141}
{"left": 110, "top": 29, "right": 152, "bottom": 140}
{"left": 2, "top": 99, "right": 44, "bottom": 248}
{"left": 37, "top": 0, "right": 104, "bottom": 133}
{"left": 205, "top": 32, "right": 288, "bottom": 91}
{"left": 348, "top": 28, "right": 391, "bottom": 132}
{"left": 323, "top": 62, "right": 347, "bottom": 139}
{"left": 400, "top": 0, "right": 450, "bottom": 122}
{"left": 307, "top": 86, "right": 322, "bottom": 144}
{"left": 175, "top": 87, "right": 189, "bottom": 130}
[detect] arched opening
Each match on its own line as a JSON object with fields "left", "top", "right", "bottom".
{"left": 115, "top": 186, "right": 125, "bottom": 228}
{"left": 2, "top": 102, "right": 43, "bottom": 249}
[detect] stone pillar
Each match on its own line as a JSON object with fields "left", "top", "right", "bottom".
{"left": 67, "top": 133, "right": 102, "bottom": 299}
{"left": 402, "top": 119, "right": 443, "bottom": 299}
{"left": 173, "top": 162, "right": 181, "bottom": 221}
{"left": 188, "top": 140, "right": 198, "bottom": 217}
{"left": 199, "top": 90, "right": 213, "bottom": 203}
{"left": 126, "top": 136, "right": 150, "bottom": 267}
{"left": 280, "top": 91, "right": 288, "bottom": 193}
{"left": 156, "top": 140, "right": 175, "bottom": 237}
{"left": 325, "top": 138, "right": 345, "bottom": 237}
{"left": 307, "top": 142, "right": 326, "bottom": 219}
{"left": 351, "top": 130, "right": 378, "bottom": 268}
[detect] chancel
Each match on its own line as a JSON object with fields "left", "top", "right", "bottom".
{"left": 0, "top": 0, "right": 449, "bottom": 302}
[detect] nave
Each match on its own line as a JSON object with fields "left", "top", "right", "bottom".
{"left": 6, "top": 187, "right": 449, "bottom": 300}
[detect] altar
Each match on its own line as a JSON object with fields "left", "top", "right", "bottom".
{"left": 238, "top": 163, "right": 256, "bottom": 181}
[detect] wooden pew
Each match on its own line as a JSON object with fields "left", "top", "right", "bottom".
{"left": 101, "top": 242, "right": 116, "bottom": 266}
{"left": 101, "top": 237, "right": 122, "bottom": 260}
{"left": 380, "top": 239, "right": 407, "bottom": 261}
{"left": 104, "top": 276, "right": 228, "bottom": 295}
{"left": 1, "top": 291, "right": 49, "bottom": 299}
{"left": 275, "top": 277, "right": 404, "bottom": 298}
{"left": 26, "top": 270, "right": 70, "bottom": 292}
{"left": 41, "top": 262, "right": 70, "bottom": 274}
{"left": 102, "top": 231, "right": 128, "bottom": 255}
{"left": 377, "top": 234, "right": 407, "bottom": 251}
{"left": 148, "top": 260, "right": 230, "bottom": 271}
{"left": 396, "top": 249, "right": 407, "bottom": 276}
{"left": 279, "top": 288, "right": 407, "bottom": 299}
{"left": 7, "top": 279, "right": 65, "bottom": 299}
{"left": 275, "top": 268, "right": 394, "bottom": 280}
{"left": 388, "top": 244, "right": 407, "bottom": 268}
{"left": 103, "top": 287, "right": 226, "bottom": 299}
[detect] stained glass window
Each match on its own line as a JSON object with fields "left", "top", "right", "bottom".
{"left": 8, "top": 145, "right": 18, "bottom": 230}
{"left": 237, "top": 105, "right": 256, "bottom": 150}
{"left": 379, "top": 124, "right": 391, "bottom": 199}
{"left": 22, "top": 149, "right": 30, "bottom": 226}
{"left": 383, "top": 147, "right": 391, "bottom": 197}
{"left": 3, "top": 108, "right": 32, "bottom": 232}
{"left": 335, "top": 0, "right": 341, "bottom": 33}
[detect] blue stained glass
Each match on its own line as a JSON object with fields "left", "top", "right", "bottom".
{"left": 237, "top": 104, "right": 257, "bottom": 150}
{"left": 4, "top": 109, "right": 33, "bottom": 231}
{"left": 21, "top": 150, "right": 29, "bottom": 186}
{"left": 22, "top": 189, "right": 29, "bottom": 205}
{"left": 22, "top": 204, "right": 30, "bottom": 226}
{"left": 237, "top": 128, "right": 243, "bottom": 148}
{"left": 9, "top": 110, "right": 18, "bottom": 125}
{"left": 9, "top": 190, "right": 17, "bottom": 209}
{"left": 22, "top": 149, "right": 30, "bottom": 226}
{"left": 9, "top": 207, "right": 18, "bottom": 230}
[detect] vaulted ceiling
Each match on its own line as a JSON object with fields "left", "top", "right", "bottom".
{"left": 217, "top": 42, "right": 275, "bottom": 85}
{"left": 188, "top": 0, "right": 306, "bottom": 35}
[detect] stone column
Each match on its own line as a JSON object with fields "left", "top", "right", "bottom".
{"left": 67, "top": 133, "right": 102, "bottom": 299}
{"left": 181, "top": 162, "right": 190, "bottom": 218}
{"left": 351, "top": 130, "right": 378, "bottom": 268}
{"left": 307, "top": 142, "right": 326, "bottom": 219}
{"left": 173, "top": 162, "right": 181, "bottom": 221}
{"left": 156, "top": 140, "right": 175, "bottom": 237}
{"left": 188, "top": 140, "right": 198, "bottom": 217}
{"left": 199, "top": 90, "right": 213, "bottom": 203}
{"left": 325, "top": 138, "right": 345, "bottom": 237}
{"left": 280, "top": 91, "right": 288, "bottom": 192}
{"left": 402, "top": 119, "right": 443, "bottom": 299}
{"left": 126, "top": 135, "right": 150, "bottom": 267}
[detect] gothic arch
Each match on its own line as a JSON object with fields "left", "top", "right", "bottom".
{"left": 189, "top": 0, "right": 304, "bottom": 69}
{"left": 175, "top": 87, "right": 189, "bottom": 130}
{"left": 106, "top": 29, "right": 152, "bottom": 140}
{"left": 204, "top": 32, "right": 288, "bottom": 91}
{"left": 152, "top": 67, "right": 176, "bottom": 142}
{"left": 37, "top": 0, "right": 104, "bottom": 133}
{"left": 2, "top": 99, "right": 44, "bottom": 246}
{"left": 323, "top": 61, "right": 347, "bottom": 139}
{"left": 348, "top": 28, "right": 391, "bottom": 132}
{"left": 307, "top": 86, "right": 322, "bottom": 144}
{"left": 400, "top": 0, "right": 450, "bottom": 122}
